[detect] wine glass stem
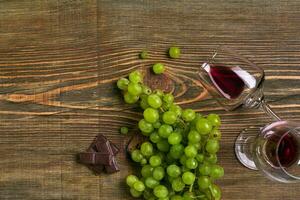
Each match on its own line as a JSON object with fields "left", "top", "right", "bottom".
{"left": 260, "top": 100, "right": 281, "bottom": 121}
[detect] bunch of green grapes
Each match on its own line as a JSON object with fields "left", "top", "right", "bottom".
{"left": 117, "top": 70, "right": 223, "bottom": 200}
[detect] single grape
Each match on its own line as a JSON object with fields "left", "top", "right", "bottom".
{"left": 128, "top": 82, "right": 142, "bottom": 96}
{"left": 141, "top": 165, "right": 154, "bottom": 178}
{"left": 133, "top": 181, "right": 145, "bottom": 192}
{"left": 167, "top": 164, "right": 181, "bottom": 178}
{"left": 130, "top": 188, "right": 142, "bottom": 198}
{"left": 120, "top": 126, "right": 129, "bottom": 134}
{"left": 171, "top": 195, "right": 183, "bottom": 200}
{"left": 169, "top": 144, "right": 184, "bottom": 159}
{"left": 129, "top": 70, "right": 142, "bottom": 83}
{"left": 140, "top": 158, "right": 147, "bottom": 165}
{"left": 144, "top": 108, "right": 159, "bottom": 123}
{"left": 184, "top": 145, "right": 198, "bottom": 158}
{"left": 150, "top": 132, "right": 161, "bottom": 143}
{"left": 117, "top": 77, "right": 129, "bottom": 90}
{"left": 205, "top": 139, "right": 219, "bottom": 154}
{"left": 182, "top": 109, "right": 196, "bottom": 122}
{"left": 209, "top": 184, "right": 221, "bottom": 200}
{"left": 138, "top": 119, "right": 154, "bottom": 133}
{"left": 162, "top": 111, "right": 177, "bottom": 125}
{"left": 163, "top": 93, "right": 174, "bottom": 104}
{"left": 153, "top": 121, "right": 162, "bottom": 129}
{"left": 169, "top": 104, "right": 182, "bottom": 117}
{"left": 153, "top": 63, "right": 165, "bottom": 74}
{"left": 145, "top": 177, "right": 159, "bottom": 189}
{"left": 148, "top": 94, "right": 162, "bottom": 109}
{"left": 183, "top": 191, "right": 195, "bottom": 200}
{"left": 169, "top": 46, "right": 181, "bottom": 59}
{"left": 205, "top": 154, "right": 218, "bottom": 164}
{"left": 153, "top": 166, "right": 165, "bottom": 181}
{"left": 195, "top": 154, "right": 205, "bottom": 163}
{"left": 171, "top": 177, "right": 185, "bottom": 192}
{"left": 153, "top": 185, "right": 168, "bottom": 198}
{"left": 156, "top": 139, "right": 170, "bottom": 152}
{"left": 131, "top": 149, "right": 143, "bottom": 162}
{"left": 210, "top": 127, "right": 222, "bottom": 140}
{"left": 207, "top": 113, "right": 221, "bottom": 127}
{"left": 185, "top": 158, "right": 198, "bottom": 169}
{"left": 158, "top": 124, "right": 173, "bottom": 138}
{"left": 126, "top": 174, "right": 139, "bottom": 187}
{"left": 140, "top": 50, "right": 148, "bottom": 59}
{"left": 210, "top": 165, "right": 224, "bottom": 179}
{"left": 190, "top": 113, "right": 202, "bottom": 128}
{"left": 182, "top": 171, "right": 195, "bottom": 185}
{"left": 124, "top": 92, "right": 139, "bottom": 104}
{"left": 179, "top": 155, "right": 187, "bottom": 166}
{"left": 199, "top": 163, "right": 211, "bottom": 176}
{"left": 168, "top": 132, "right": 182, "bottom": 145}
{"left": 197, "top": 176, "right": 211, "bottom": 190}
{"left": 140, "top": 96, "right": 150, "bottom": 110}
{"left": 149, "top": 155, "right": 162, "bottom": 167}
{"left": 142, "top": 85, "right": 152, "bottom": 95}
{"left": 196, "top": 118, "right": 212, "bottom": 135}
{"left": 187, "top": 130, "right": 201, "bottom": 143}
{"left": 191, "top": 142, "right": 201, "bottom": 150}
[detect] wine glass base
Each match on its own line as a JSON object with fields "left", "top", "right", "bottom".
{"left": 235, "top": 125, "right": 262, "bottom": 170}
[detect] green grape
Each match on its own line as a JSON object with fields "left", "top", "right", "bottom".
{"left": 130, "top": 188, "right": 142, "bottom": 198}
{"left": 120, "top": 126, "right": 129, "bottom": 134}
{"left": 196, "top": 118, "right": 212, "bottom": 135}
{"left": 124, "top": 92, "right": 139, "bottom": 104}
{"left": 191, "top": 142, "right": 201, "bottom": 150}
{"left": 199, "top": 163, "right": 211, "bottom": 176}
{"left": 153, "top": 63, "right": 165, "bottom": 74}
{"left": 210, "top": 165, "right": 224, "bottom": 179}
{"left": 138, "top": 119, "right": 154, "bottom": 133}
{"left": 162, "top": 101, "right": 172, "bottom": 110}
{"left": 187, "top": 130, "right": 201, "bottom": 143}
{"left": 207, "top": 113, "right": 221, "bottom": 127}
{"left": 184, "top": 145, "right": 197, "bottom": 158}
{"left": 190, "top": 113, "right": 202, "bottom": 128}
{"left": 205, "top": 139, "right": 219, "bottom": 154}
{"left": 169, "top": 46, "right": 181, "bottom": 59}
{"left": 140, "top": 50, "right": 149, "bottom": 59}
{"left": 142, "top": 85, "right": 152, "bottom": 95}
{"left": 153, "top": 121, "right": 162, "bottom": 129}
{"left": 131, "top": 149, "right": 143, "bottom": 162}
{"left": 153, "top": 185, "right": 168, "bottom": 198}
{"left": 117, "top": 77, "right": 129, "bottom": 90}
{"left": 144, "top": 108, "right": 159, "bottom": 123}
{"left": 209, "top": 184, "right": 221, "bottom": 200}
{"left": 163, "top": 111, "right": 177, "bottom": 125}
{"left": 168, "top": 132, "right": 182, "bottom": 145}
{"left": 158, "top": 197, "right": 169, "bottom": 200}
{"left": 182, "top": 171, "right": 195, "bottom": 185}
{"left": 171, "top": 177, "right": 185, "bottom": 192}
{"left": 205, "top": 154, "right": 218, "bottom": 164}
{"left": 148, "top": 94, "right": 162, "bottom": 109}
{"left": 153, "top": 167, "right": 165, "bottom": 181}
{"left": 183, "top": 191, "right": 195, "bottom": 200}
{"left": 169, "top": 144, "right": 184, "bottom": 159}
{"left": 154, "top": 89, "right": 164, "bottom": 97}
{"left": 169, "top": 104, "right": 182, "bottom": 117}
{"left": 163, "top": 93, "right": 174, "bottom": 104}
{"left": 157, "top": 140, "right": 170, "bottom": 152}
{"left": 167, "top": 164, "right": 181, "bottom": 178}
{"left": 140, "top": 158, "right": 147, "bottom": 165}
{"left": 180, "top": 155, "right": 188, "bottom": 165}
{"left": 129, "top": 70, "right": 143, "bottom": 83}
{"left": 126, "top": 174, "right": 139, "bottom": 187}
{"left": 195, "top": 154, "right": 205, "bottom": 163}
{"left": 128, "top": 82, "right": 142, "bottom": 96}
{"left": 210, "top": 127, "right": 222, "bottom": 140}
{"left": 158, "top": 124, "right": 173, "bottom": 138}
{"left": 197, "top": 176, "right": 211, "bottom": 190}
{"left": 185, "top": 158, "right": 198, "bottom": 169}
{"left": 156, "top": 152, "right": 165, "bottom": 160}
{"left": 171, "top": 195, "right": 183, "bottom": 200}
{"left": 140, "top": 96, "right": 150, "bottom": 110}
{"left": 133, "top": 180, "right": 145, "bottom": 192}
{"left": 141, "top": 142, "right": 154, "bottom": 157}
{"left": 150, "top": 132, "right": 161, "bottom": 143}
{"left": 145, "top": 177, "right": 159, "bottom": 189}
{"left": 149, "top": 155, "right": 162, "bottom": 167}
{"left": 141, "top": 165, "right": 154, "bottom": 178}
{"left": 182, "top": 109, "right": 196, "bottom": 122}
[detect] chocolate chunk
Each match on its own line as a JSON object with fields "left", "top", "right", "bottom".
{"left": 79, "top": 152, "right": 113, "bottom": 165}
{"left": 105, "top": 157, "right": 120, "bottom": 173}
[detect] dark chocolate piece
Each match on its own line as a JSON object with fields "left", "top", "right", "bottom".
{"left": 79, "top": 152, "right": 112, "bottom": 165}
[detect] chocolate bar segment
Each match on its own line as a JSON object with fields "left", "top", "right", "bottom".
{"left": 79, "top": 152, "right": 112, "bottom": 165}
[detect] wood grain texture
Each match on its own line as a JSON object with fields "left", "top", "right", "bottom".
{"left": 1, "top": 0, "right": 300, "bottom": 199}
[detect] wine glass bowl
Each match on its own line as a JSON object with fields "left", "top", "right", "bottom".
{"left": 198, "top": 46, "right": 265, "bottom": 111}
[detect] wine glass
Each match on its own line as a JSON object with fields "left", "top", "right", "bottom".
{"left": 198, "top": 46, "right": 300, "bottom": 182}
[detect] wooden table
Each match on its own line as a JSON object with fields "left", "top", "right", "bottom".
{"left": 1, "top": 1, "right": 300, "bottom": 199}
